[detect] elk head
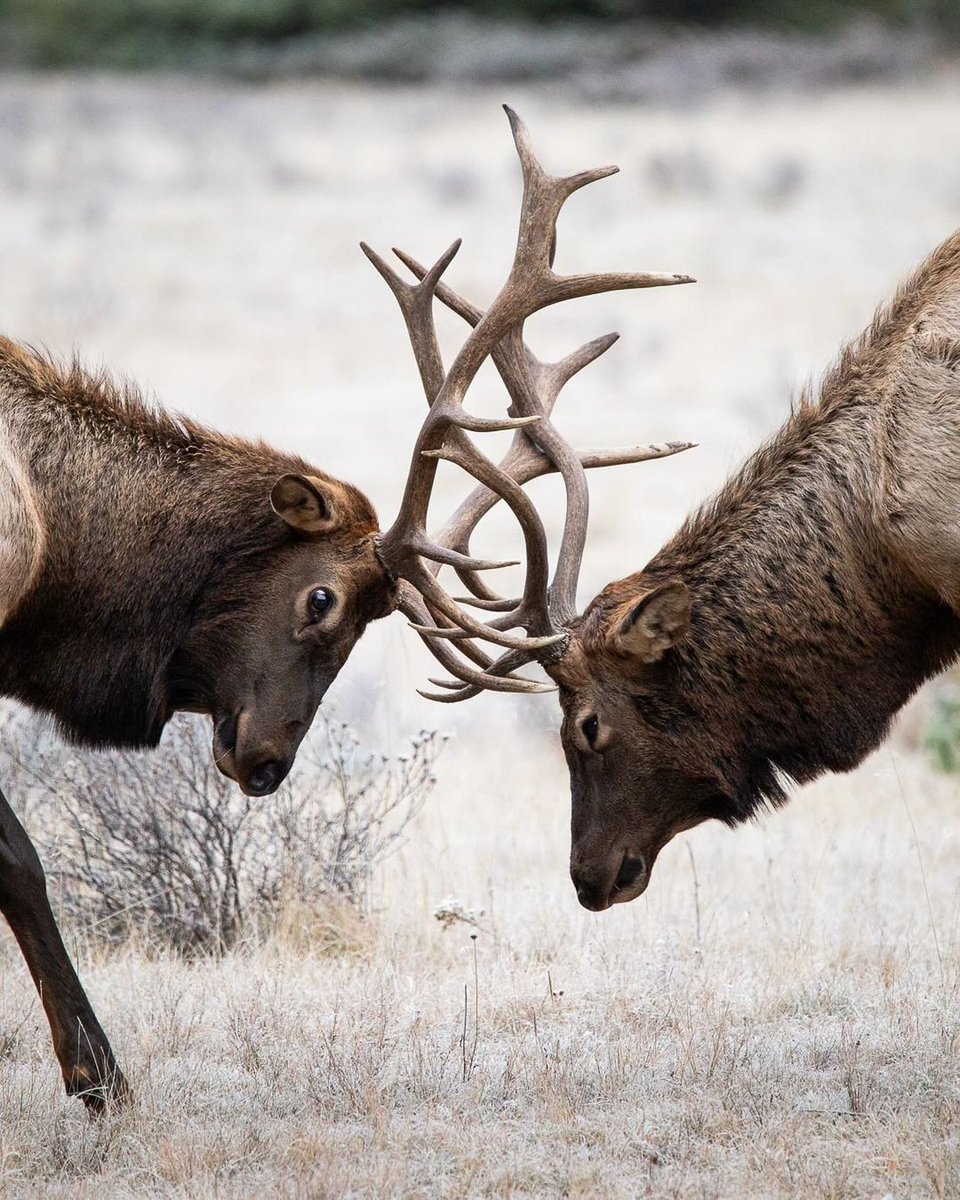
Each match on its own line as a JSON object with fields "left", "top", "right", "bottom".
{"left": 168, "top": 469, "right": 396, "bottom": 797}
{"left": 365, "top": 107, "right": 697, "bottom": 908}
{"left": 549, "top": 575, "right": 726, "bottom": 912}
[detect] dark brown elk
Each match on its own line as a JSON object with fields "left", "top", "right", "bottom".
{"left": 0, "top": 338, "right": 396, "bottom": 1107}
{"left": 370, "top": 107, "right": 960, "bottom": 915}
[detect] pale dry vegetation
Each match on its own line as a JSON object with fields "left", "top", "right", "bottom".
{"left": 0, "top": 710, "right": 439, "bottom": 953}
{"left": 2, "top": 72, "right": 960, "bottom": 1199}
{"left": 0, "top": 731, "right": 958, "bottom": 1199}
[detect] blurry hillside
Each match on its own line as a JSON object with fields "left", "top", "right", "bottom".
{"left": 0, "top": 0, "right": 956, "bottom": 85}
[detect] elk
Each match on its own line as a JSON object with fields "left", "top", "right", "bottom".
{"left": 369, "top": 107, "right": 960, "bottom": 916}
{"left": 0, "top": 339, "right": 396, "bottom": 1107}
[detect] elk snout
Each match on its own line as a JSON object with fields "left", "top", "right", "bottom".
{"left": 212, "top": 712, "right": 298, "bottom": 797}
{"left": 571, "top": 850, "right": 648, "bottom": 912}
{"left": 571, "top": 869, "right": 613, "bottom": 912}
{"left": 614, "top": 854, "right": 647, "bottom": 893}
{"left": 244, "top": 759, "right": 288, "bottom": 796}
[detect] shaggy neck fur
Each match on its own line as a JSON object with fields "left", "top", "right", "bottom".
{"left": 580, "top": 232, "right": 960, "bottom": 822}
{"left": 651, "top": 402, "right": 960, "bottom": 821}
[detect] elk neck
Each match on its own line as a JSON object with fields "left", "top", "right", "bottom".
{"left": 639, "top": 383, "right": 960, "bottom": 821}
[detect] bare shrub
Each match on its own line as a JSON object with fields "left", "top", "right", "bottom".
{"left": 0, "top": 710, "right": 440, "bottom": 953}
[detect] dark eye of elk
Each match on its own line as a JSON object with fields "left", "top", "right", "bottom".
{"left": 308, "top": 588, "right": 335, "bottom": 621}
{"left": 582, "top": 715, "right": 599, "bottom": 747}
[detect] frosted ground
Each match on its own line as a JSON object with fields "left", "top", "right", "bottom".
{"left": 1, "top": 70, "right": 960, "bottom": 1196}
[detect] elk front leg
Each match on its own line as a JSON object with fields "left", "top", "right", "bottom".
{"left": 0, "top": 782, "right": 127, "bottom": 1112}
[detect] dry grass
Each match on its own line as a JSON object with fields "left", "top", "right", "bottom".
{"left": 0, "top": 736, "right": 958, "bottom": 1198}
{"left": 3, "top": 72, "right": 960, "bottom": 1197}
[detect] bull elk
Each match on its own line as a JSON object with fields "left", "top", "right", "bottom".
{"left": 0, "top": 341, "right": 397, "bottom": 1106}
{"left": 370, "top": 107, "right": 960, "bottom": 915}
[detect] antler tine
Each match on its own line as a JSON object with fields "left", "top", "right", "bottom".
{"left": 453, "top": 595, "right": 521, "bottom": 612}
{"left": 395, "top": 248, "right": 693, "bottom": 624}
{"left": 502, "top": 104, "right": 694, "bottom": 301}
{"left": 411, "top": 537, "right": 519, "bottom": 573}
{"left": 360, "top": 238, "right": 461, "bottom": 401}
{"left": 369, "top": 107, "right": 695, "bottom": 699}
{"left": 394, "top": 246, "right": 483, "bottom": 327}
{"left": 433, "top": 436, "right": 695, "bottom": 601}
{"left": 377, "top": 104, "right": 692, "bottom": 553}
{"left": 407, "top": 560, "right": 564, "bottom": 652}
{"left": 364, "top": 236, "right": 533, "bottom": 629}
{"left": 419, "top": 645, "right": 551, "bottom": 703}
{"left": 399, "top": 586, "right": 552, "bottom": 695}
{"left": 580, "top": 442, "right": 696, "bottom": 468}
{"left": 548, "top": 332, "right": 621, "bottom": 391}
{"left": 368, "top": 234, "right": 563, "bottom": 649}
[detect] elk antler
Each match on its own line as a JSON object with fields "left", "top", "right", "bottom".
{"left": 366, "top": 106, "right": 694, "bottom": 700}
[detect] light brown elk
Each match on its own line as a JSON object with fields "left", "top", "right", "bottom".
{"left": 0, "top": 339, "right": 396, "bottom": 1106}
{"left": 370, "top": 107, "right": 960, "bottom": 914}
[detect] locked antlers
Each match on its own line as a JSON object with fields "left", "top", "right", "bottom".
{"left": 366, "top": 106, "right": 693, "bottom": 701}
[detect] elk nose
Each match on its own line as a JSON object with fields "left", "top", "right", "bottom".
{"left": 614, "top": 854, "right": 646, "bottom": 893}
{"left": 570, "top": 868, "right": 612, "bottom": 912}
{"left": 245, "top": 760, "right": 286, "bottom": 796}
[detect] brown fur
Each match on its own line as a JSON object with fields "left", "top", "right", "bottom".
{"left": 551, "top": 230, "right": 960, "bottom": 913}
{"left": 0, "top": 337, "right": 396, "bottom": 1107}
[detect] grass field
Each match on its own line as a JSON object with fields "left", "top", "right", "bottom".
{"left": 1, "top": 71, "right": 960, "bottom": 1197}
{"left": 1, "top": 734, "right": 958, "bottom": 1197}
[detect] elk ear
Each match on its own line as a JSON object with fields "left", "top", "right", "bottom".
{"left": 610, "top": 580, "right": 690, "bottom": 664}
{"left": 270, "top": 474, "right": 342, "bottom": 535}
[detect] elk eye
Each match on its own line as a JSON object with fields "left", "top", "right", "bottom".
{"left": 582, "top": 715, "right": 599, "bottom": 747}
{"left": 308, "top": 588, "right": 335, "bottom": 621}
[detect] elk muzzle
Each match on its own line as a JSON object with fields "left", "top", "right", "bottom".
{"left": 570, "top": 848, "right": 650, "bottom": 912}
{"left": 213, "top": 712, "right": 300, "bottom": 797}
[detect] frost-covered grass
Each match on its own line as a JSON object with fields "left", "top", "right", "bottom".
{"left": 0, "top": 737, "right": 958, "bottom": 1198}
{"left": 2, "top": 75, "right": 960, "bottom": 1197}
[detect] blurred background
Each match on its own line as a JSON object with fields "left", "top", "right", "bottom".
{"left": 1, "top": 0, "right": 959, "bottom": 70}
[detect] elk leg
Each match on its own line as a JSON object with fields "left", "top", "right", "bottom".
{"left": 0, "top": 782, "right": 127, "bottom": 1112}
